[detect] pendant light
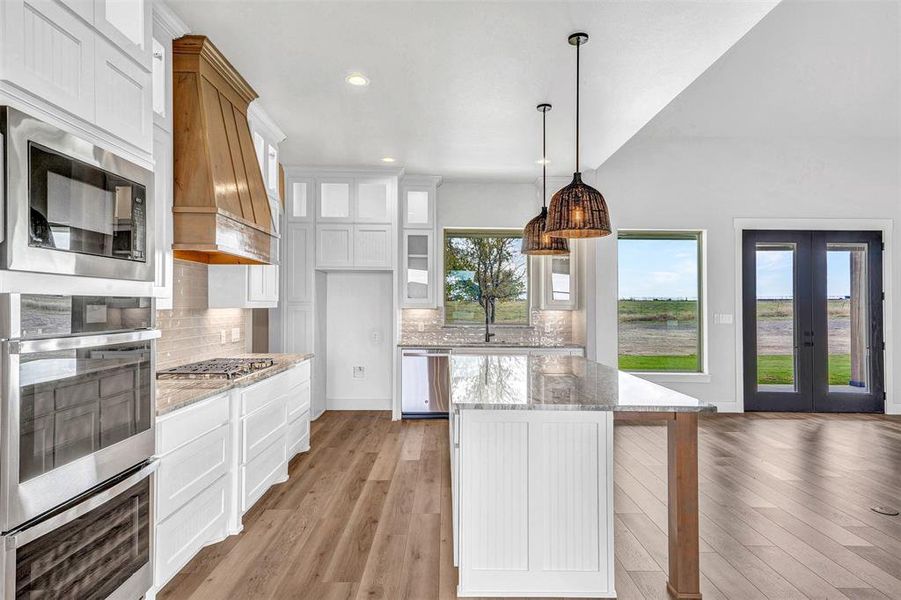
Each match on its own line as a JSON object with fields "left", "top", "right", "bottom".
{"left": 545, "top": 32, "right": 611, "bottom": 239}
{"left": 522, "top": 103, "right": 569, "bottom": 256}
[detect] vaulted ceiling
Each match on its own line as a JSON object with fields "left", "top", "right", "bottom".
{"left": 169, "top": 1, "right": 779, "bottom": 179}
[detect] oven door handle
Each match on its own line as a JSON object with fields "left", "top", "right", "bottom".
{"left": 8, "top": 329, "right": 160, "bottom": 355}
{"left": 5, "top": 459, "right": 159, "bottom": 549}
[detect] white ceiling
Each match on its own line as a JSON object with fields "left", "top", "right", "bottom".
{"left": 168, "top": 0, "right": 779, "bottom": 180}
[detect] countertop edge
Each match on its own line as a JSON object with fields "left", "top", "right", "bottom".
{"left": 452, "top": 403, "right": 717, "bottom": 413}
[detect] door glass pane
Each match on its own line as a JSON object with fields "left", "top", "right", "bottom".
{"left": 756, "top": 243, "right": 797, "bottom": 390}
{"left": 320, "top": 183, "right": 350, "bottom": 218}
{"left": 550, "top": 257, "right": 571, "bottom": 301}
{"left": 407, "top": 234, "right": 429, "bottom": 299}
{"left": 358, "top": 183, "right": 388, "bottom": 220}
{"left": 827, "top": 243, "right": 869, "bottom": 392}
{"left": 406, "top": 191, "right": 429, "bottom": 225}
{"left": 291, "top": 182, "right": 307, "bottom": 218}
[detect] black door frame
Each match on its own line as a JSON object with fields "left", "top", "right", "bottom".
{"left": 742, "top": 230, "right": 884, "bottom": 413}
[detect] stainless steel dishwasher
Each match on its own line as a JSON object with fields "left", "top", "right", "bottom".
{"left": 401, "top": 348, "right": 451, "bottom": 418}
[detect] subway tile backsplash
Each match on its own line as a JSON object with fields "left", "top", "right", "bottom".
{"left": 399, "top": 307, "right": 575, "bottom": 347}
{"left": 156, "top": 260, "right": 249, "bottom": 371}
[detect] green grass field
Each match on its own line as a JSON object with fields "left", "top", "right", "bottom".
{"left": 445, "top": 299, "right": 528, "bottom": 325}
{"left": 618, "top": 353, "right": 852, "bottom": 385}
{"left": 618, "top": 299, "right": 697, "bottom": 322}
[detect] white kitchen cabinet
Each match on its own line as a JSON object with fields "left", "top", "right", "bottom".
{"left": 317, "top": 179, "right": 354, "bottom": 222}
{"left": 0, "top": 0, "right": 97, "bottom": 121}
{"left": 402, "top": 230, "right": 435, "bottom": 307}
{"left": 541, "top": 250, "right": 578, "bottom": 310}
{"left": 94, "top": 35, "right": 152, "bottom": 151}
{"left": 208, "top": 264, "right": 279, "bottom": 309}
{"left": 285, "top": 223, "right": 313, "bottom": 303}
{"left": 288, "top": 178, "right": 313, "bottom": 222}
{"left": 355, "top": 177, "right": 394, "bottom": 223}
{"left": 153, "top": 392, "right": 231, "bottom": 592}
{"left": 401, "top": 181, "right": 437, "bottom": 229}
{"left": 353, "top": 224, "right": 393, "bottom": 268}
{"left": 316, "top": 224, "right": 354, "bottom": 268}
{"left": 93, "top": 0, "right": 152, "bottom": 67}
{"left": 248, "top": 101, "right": 286, "bottom": 205}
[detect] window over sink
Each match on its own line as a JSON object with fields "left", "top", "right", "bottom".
{"left": 444, "top": 230, "right": 529, "bottom": 326}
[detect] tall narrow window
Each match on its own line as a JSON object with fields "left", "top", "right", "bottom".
{"left": 444, "top": 230, "right": 529, "bottom": 326}
{"left": 617, "top": 231, "right": 703, "bottom": 372}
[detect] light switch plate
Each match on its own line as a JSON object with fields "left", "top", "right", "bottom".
{"left": 353, "top": 366, "right": 365, "bottom": 378}
{"left": 714, "top": 313, "right": 734, "bottom": 325}
{"left": 220, "top": 330, "right": 228, "bottom": 344}
{"left": 231, "top": 327, "right": 241, "bottom": 342}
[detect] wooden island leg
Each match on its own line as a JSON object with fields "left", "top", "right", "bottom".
{"left": 666, "top": 412, "right": 701, "bottom": 600}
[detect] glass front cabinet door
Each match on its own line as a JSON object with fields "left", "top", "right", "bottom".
{"left": 403, "top": 231, "right": 434, "bottom": 307}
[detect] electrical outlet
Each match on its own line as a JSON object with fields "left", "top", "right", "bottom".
{"left": 220, "top": 330, "right": 228, "bottom": 344}
{"left": 353, "top": 366, "right": 365, "bottom": 379}
{"left": 417, "top": 322, "right": 425, "bottom": 333}
{"left": 231, "top": 327, "right": 241, "bottom": 342}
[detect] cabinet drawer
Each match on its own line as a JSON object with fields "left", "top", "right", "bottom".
{"left": 156, "top": 424, "right": 229, "bottom": 521}
{"left": 286, "top": 380, "right": 311, "bottom": 421}
{"left": 155, "top": 474, "right": 229, "bottom": 588}
{"left": 241, "top": 435, "right": 287, "bottom": 513}
{"left": 156, "top": 393, "right": 229, "bottom": 455}
{"left": 287, "top": 410, "right": 310, "bottom": 454}
{"left": 290, "top": 361, "right": 311, "bottom": 386}
{"left": 241, "top": 371, "right": 291, "bottom": 416}
{"left": 242, "top": 396, "right": 287, "bottom": 463}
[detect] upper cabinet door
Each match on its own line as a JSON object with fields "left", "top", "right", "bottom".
{"left": 353, "top": 224, "right": 393, "bottom": 269}
{"left": 542, "top": 251, "right": 578, "bottom": 310}
{"left": 316, "top": 224, "right": 354, "bottom": 268}
{"left": 287, "top": 178, "right": 313, "bottom": 222}
{"left": 402, "top": 185, "right": 435, "bottom": 229}
{"left": 355, "top": 178, "right": 393, "bottom": 224}
{"left": 93, "top": 0, "right": 152, "bottom": 68}
{"left": 1, "top": 0, "right": 96, "bottom": 121}
{"left": 317, "top": 179, "right": 354, "bottom": 222}
{"left": 95, "top": 36, "right": 152, "bottom": 151}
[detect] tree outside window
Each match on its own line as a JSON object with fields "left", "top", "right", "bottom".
{"left": 444, "top": 230, "right": 529, "bottom": 325}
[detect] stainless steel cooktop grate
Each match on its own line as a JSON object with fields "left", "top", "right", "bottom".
{"left": 157, "top": 357, "right": 275, "bottom": 380}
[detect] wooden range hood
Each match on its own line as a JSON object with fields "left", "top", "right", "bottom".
{"left": 172, "top": 35, "right": 276, "bottom": 265}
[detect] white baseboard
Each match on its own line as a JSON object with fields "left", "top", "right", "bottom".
{"left": 326, "top": 397, "right": 392, "bottom": 410}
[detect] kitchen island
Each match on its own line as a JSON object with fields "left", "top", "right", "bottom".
{"left": 449, "top": 353, "right": 714, "bottom": 599}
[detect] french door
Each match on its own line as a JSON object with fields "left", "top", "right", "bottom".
{"left": 742, "top": 230, "right": 884, "bottom": 412}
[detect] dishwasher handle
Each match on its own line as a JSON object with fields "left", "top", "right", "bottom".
{"left": 402, "top": 349, "right": 452, "bottom": 358}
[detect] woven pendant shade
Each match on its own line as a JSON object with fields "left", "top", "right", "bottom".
{"left": 545, "top": 31, "right": 612, "bottom": 239}
{"left": 522, "top": 207, "right": 569, "bottom": 254}
{"left": 546, "top": 172, "right": 611, "bottom": 238}
{"left": 523, "top": 103, "right": 569, "bottom": 255}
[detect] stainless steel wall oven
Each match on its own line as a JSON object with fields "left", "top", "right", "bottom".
{"left": 1, "top": 294, "right": 158, "bottom": 532}
{"left": 0, "top": 106, "right": 154, "bottom": 281}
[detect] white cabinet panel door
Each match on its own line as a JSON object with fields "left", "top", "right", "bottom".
{"left": 247, "top": 265, "right": 278, "bottom": 303}
{"left": 402, "top": 185, "right": 435, "bottom": 228}
{"left": 317, "top": 179, "right": 353, "bottom": 222}
{"left": 93, "top": 0, "right": 151, "bottom": 67}
{"left": 284, "top": 305, "right": 313, "bottom": 355}
{"left": 353, "top": 224, "right": 392, "bottom": 269}
{"left": 316, "top": 224, "right": 353, "bottom": 268}
{"left": 355, "top": 178, "right": 393, "bottom": 223}
{"left": 2, "top": 0, "right": 96, "bottom": 120}
{"left": 153, "top": 125, "right": 174, "bottom": 308}
{"left": 285, "top": 223, "right": 313, "bottom": 303}
{"left": 402, "top": 230, "right": 434, "bottom": 307}
{"left": 95, "top": 36, "right": 152, "bottom": 151}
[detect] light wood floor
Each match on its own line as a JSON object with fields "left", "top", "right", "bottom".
{"left": 158, "top": 412, "right": 901, "bottom": 600}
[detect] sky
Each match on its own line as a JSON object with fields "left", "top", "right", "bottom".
{"left": 618, "top": 239, "right": 855, "bottom": 300}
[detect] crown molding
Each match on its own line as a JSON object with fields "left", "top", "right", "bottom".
{"left": 401, "top": 174, "right": 443, "bottom": 187}
{"left": 248, "top": 100, "right": 287, "bottom": 144}
{"left": 152, "top": 1, "right": 190, "bottom": 39}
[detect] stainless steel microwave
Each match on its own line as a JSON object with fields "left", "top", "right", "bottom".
{"left": 0, "top": 107, "right": 155, "bottom": 281}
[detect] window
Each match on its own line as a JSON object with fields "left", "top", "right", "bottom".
{"left": 617, "top": 231, "right": 703, "bottom": 372}
{"left": 444, "top": 230, "right": 529, "bottom": 325}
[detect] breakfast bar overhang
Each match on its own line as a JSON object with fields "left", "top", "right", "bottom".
{"left": 448, "top": 353, "right": 714, "bottom": 599}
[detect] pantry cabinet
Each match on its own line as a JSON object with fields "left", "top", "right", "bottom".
{"left": 208, "top": 264, "right": 279, "bottom": 308}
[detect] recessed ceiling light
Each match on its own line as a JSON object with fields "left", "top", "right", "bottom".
{"left": 381, "top": 157, "right": 396, "bottom": 163}
{"left": 345, "top": 72, "right": 370, "bottom": 87}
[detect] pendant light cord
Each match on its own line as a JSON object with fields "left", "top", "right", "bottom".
{"left": 542, "top": 108, "right": 547, "bottom": 208}
{"left": 575, "top": 39, "right": 580, "bottom": 173}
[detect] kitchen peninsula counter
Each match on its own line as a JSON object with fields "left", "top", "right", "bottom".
{"left": 449, "top": 353, "right": 712, "bottom": 599}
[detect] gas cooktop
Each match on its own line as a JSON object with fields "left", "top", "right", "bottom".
{"left": 157, "top": 357, "right": 275, "bottom": 380}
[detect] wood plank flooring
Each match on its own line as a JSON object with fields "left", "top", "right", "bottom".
{"left": 158, "top": 412, "right": 901, "bottom": 600}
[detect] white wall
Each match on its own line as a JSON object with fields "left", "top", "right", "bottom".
{"left": 587, "top": 0, "right": 901, "bottom": 413}
{"left": 438, "top": 182, "right": 539, "bottom": 229}
{"left": 325, "top": 271, "right": 394, "bottom": 409}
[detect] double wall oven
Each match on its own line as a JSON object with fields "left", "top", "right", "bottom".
{"left": 0, "top": 294, "right": 159, "bottom": 598}
{"left": 0, "top": 106, "right": 154, "bottom": 281}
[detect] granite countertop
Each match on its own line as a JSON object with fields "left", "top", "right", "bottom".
{"left": 156, "top": 353, "right": 313, "bottom": 416}
{"left": 449, "top": 353, "right": 715, "bottom": 413}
